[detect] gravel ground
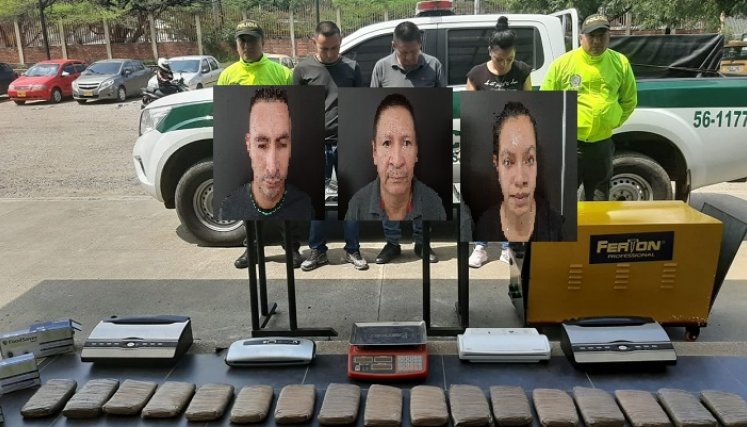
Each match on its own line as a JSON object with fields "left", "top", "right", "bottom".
{"left": 0, "top": 96, "right": 143, "bottom": 198}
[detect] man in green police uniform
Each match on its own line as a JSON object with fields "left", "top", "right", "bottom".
{"left": 220, "top": 19, "right": 300, "bottom": 269}
{"left": 218, "top": 19, "right": 292, "bottom": 85}
{"left": 541, "top": 14, "right": 637, "bottom": 201}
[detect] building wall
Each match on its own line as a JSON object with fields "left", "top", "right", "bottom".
{"left": 0, "top": 38, "right": 316, "bottom": 66}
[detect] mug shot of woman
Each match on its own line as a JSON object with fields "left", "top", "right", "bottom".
{"left": 475, "top": 101, "right": 563, "bottom": 242}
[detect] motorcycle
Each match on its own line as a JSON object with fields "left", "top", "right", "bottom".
{"left": 141, "top": 77, "right": 189, "bottom": 108}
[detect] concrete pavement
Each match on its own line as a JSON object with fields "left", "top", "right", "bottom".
{"left": 1, "top": 191, "right": 747, "bottom": 355}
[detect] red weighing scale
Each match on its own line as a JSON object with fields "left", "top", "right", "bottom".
{"left": 347, "top": 321, "right": 428, "bottom": 381}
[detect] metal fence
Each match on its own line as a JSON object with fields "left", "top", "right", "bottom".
{"left": 0, "top": 0, "right": 727, "bottom": 61}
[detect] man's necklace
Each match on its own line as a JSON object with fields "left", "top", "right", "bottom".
{"left": 249, "top": 186, "right": 287, "bottom": 216}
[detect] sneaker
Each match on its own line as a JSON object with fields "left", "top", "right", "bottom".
{"left": 345, "top": 251, "right": 369, "bottom": 271}
{"left": 499, "top": 248, "right": 511, "bottom": 264}
{"left": 468, "top": 245, "right": 488, "bottom": 268}
{"left": 301, "top": 249, "right": 328, "bottom": 271}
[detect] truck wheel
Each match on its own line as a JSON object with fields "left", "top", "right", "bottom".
{"left": 175, "top": 160, "right": 244, "bottom": 246}
{"left": 609, "top": 151, "right": 673, "bottom": 201}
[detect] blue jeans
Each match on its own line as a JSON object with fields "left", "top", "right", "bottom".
{"left": 310, "top": 220, "right": 360, "bottom": 253}
{"left": 309, "top": 143, "right": 361, "bottom": 253}
{"left": 383, "top": 219, "right": 423, "bottom": 246}
{"left": 473, "top": 241, "right": 509, "bottom": 250}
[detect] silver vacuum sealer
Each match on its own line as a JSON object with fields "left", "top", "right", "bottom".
{"left": 0, "top": 319, "right": 81, "bottom": 359}
{"left": 458, "top": 328, "right": 551, "bottom": 363}
{"left": 0, "top": 353, "right": 40, "bottom": 395}
{"left": 225, "top": 337, "right": 315, "bottom": 367}
{"left": 81, "top": 315, "right": 192, "bottom": 363}
{"left": 561, "top": 317, "right": 676, "bottom": 368}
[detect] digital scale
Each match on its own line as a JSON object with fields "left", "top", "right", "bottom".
{"left": 561, "top": 317, "right": 677, "bottom": 369}
{"left": 81, "top": 315, "right": 193, "bottom": 364}
{"left": 347, "top": 321, "right": 428, "bottom": 381}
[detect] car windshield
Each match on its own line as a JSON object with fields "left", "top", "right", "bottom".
{"left": 170, "top": 59, "right": 200, "bottom": 73}
{"left": 84, "top": 62, "right": 122, "bottom": 75}
{"left": 25, "top": 64, "right": 59, "bottom": 76}
{"left": 723, "top": 46, "right": 747, "bottom": 60}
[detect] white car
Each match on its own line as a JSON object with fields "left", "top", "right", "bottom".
{"left": 146, "top": 55, "right": 222, "bottom": 90}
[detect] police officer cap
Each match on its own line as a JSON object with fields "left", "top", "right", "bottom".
{"left": 236, "top": 19, "right": 264, "bottom": 38}
{"left": 581, "top": 14, "right": 610, "bottom": 34}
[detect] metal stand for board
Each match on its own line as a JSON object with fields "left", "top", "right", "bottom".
{"left": 247, "top": 221, "right": 337, "bottom": 338}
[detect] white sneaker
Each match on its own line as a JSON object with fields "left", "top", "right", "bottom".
{"left": 469, "top": 245, "right": 488, "bottom": 268}
{"left": 499, "top": 248, "right": 511, "bottom": 264}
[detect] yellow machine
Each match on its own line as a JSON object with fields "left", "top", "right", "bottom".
{"left": 511, "top": 201, "right": 723, "bottom": 340}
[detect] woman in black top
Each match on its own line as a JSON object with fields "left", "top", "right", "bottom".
{"left": 466, "top": 16, "right": 532, "bottom": 91}
{"left": 475, "top": 102, "right": 563, "bottom": 242}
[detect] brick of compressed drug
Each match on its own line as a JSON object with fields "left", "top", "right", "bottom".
{"left": 318, "top": 383, "right": 360, "bottom": 425}
{"left": 657, "top": 388, "right": 716, "bottom": 427}
{"left": 700, "top": 390, "right": 747, "bottom": 427}
{"left": 141, "top": 381, "right": 195, "bottom": 418}
{"left": 364, "top": 384, "right": 402, "bottom": 427}
{"left": 275, "top": 384, "right": 315, "bottom": 424}
{"left": 62, "top": 378, "right": 119, "bottom": 418}
{"left": 615, "top": 390, "right": 672, "bottom": 427}
{"left": 573, "top": 387, "right": 624, "bottom": 427}
{"left": 102, "top": 379, "right": 157, "bottom": 416}
{"left": 230, "top": 385, "right": 274, "bottom": 424}
{"left": 533, "top": 388, "right": 578, "bottom": 427}
{"left": 185, "top": 383, "right": 234, "bottom": 421}
{"left": 21, "top": 379, "right": 77, "bottom": 418}
{"left": 410, "top": 385, "right": 448, "bottom": 426}
{"left": 449, "top": 384, "right": 491, "bottom": 427}
{"left": 490, "top": 385, "right": 532, "bottom": 426}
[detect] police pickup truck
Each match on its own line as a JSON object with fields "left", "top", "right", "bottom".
{"left": 133, "top": 8, "right": 747, "bottom": 245}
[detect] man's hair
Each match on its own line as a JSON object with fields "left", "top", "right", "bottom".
{"left": 248, "top": 87, "right": 289, "bottom": 125}
{"left": 393, "top": 21, "right": 422, "bottom": 44}
{"left": 315, "top": 20, "right": 341, "bottom": 37}
{"left": 491, "top": 101, "right": 547, "bottom": 201}
{"left": 489, "top": 16, "right": 517, "bottom": 51}
{"left": 372, "top": 93, "right": 417, "bottom": 141}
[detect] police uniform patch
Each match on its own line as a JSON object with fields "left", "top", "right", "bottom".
{"left": 570, "top": 74, "right": 582, "bottom": 88}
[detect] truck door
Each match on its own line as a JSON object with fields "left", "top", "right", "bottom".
{"left": 550, "top": 8, "right": 579, "bottom": 51}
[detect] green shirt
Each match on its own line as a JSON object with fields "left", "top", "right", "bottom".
{"left": 217, "top": 55, "right": 293, "bottom": 86}
{"left": 541, "top": 47, "right": 637, "bottom": 143}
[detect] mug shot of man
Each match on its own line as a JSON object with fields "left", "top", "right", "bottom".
{"left": 220, "top": 87, "right": 314, "bottom": 220}
{"left": 345, "top": 93, "right": 446, "bottom": 223}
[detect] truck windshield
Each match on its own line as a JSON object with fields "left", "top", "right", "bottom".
{"left": 723, "top": 45, "right": 747, "bottom": 60}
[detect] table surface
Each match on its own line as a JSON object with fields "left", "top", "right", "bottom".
{"left": 1, "top": 352, "right": 746, "bottom": 426}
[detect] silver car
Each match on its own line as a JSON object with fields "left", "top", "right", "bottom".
{"left": 73, "top": 59, "right": 152, "bottom": 103}
{"left": 146, "top": 55, "right": 223, "bottom": 91}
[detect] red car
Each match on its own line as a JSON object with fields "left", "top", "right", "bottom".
{"left": 7, "top": 59, "right": 86, "bottom": 105}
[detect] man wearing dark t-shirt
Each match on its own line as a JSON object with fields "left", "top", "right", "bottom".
{"left": 293, "top": 21, "right": 369, "bottom": 271}
{"left": 219, "top": 87, "right": 314, "bottom": 222}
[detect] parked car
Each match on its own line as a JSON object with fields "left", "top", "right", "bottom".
{"left": 0, "top": 62, "right": 18, "bottom": 95}
{"left": 146, "top": 55, "right": 222, "bottom": 91}
{"left": 720, "top": 40, "right": 747, "bottom": 76}
{"left": 7, "top": 59, "right": 86, "bottom": 105}
{"left": 265, "top": 53, "right": 294, "bottom": 69}
{"left": 73, "top": 59, "right": 152, "bottom": 103}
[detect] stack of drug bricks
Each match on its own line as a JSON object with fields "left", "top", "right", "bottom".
{"left": 18, "top": 379, "right": 747, "bottom": 426}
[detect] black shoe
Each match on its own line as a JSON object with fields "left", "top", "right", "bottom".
{"left": 414, "top": 244, "right": 439, "bottom": 263}
{"left": 301, "top": 249, "right": 328, "bottom": 271}
{"left": 234, "top": 250, "right": 248, "bottom": 269}
{"left": 375, "top": 242, "right": 401, "bottom": 264}
{"left": 291, "top": 248, "right": 303, "bottom": 269}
